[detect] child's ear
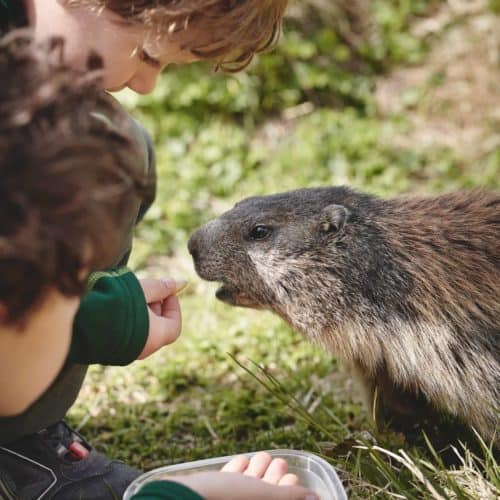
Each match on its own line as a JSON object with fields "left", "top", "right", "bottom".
{"left": 318, "top": 204, "right": 349, "bottom": 236}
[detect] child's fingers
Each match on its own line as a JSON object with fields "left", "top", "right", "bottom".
{"left": 161, "top": 294, "right": 181, "bottom": 322}
{"left": 150, "top": 301, "right": 162, "bottom": 316}
{"left": 278, "top": 473, "right": 300, "bottom": 486}
{"left": 221, "top": 453, "right": 298, "bottom": 486}
{"left": 140, "top": 278, "right": 187, "bottom": 303}
{"left": 140, "top": 279, "right": 173, "bottom": 303}
{"left": 243, "top": 452, "right": 273, "bottom": 479}
{"left": 174, "top": 472, "right": 319, "bottom": 500}
{"left": 149, "top": 295, "right": 181, "bottom": 321}
{"left": 222, "top": 455, "right": 295, "bottom": 486}
{"left": 137, "top": 299, "right": 183, "bottom": 359}
{"left": 221, "top": 455, "right": 250, "bottom": 473}
{"left": 262, "top": 458, "right": 289, "bottom": 485}
{"left": 170, "top": 279, "right": 189, "bottom": 295}
{"left": 152, "top": 308, "right": 182, "bottom": 346}
{"left": 143, "top": 297, "right": 182, "bottom": 350}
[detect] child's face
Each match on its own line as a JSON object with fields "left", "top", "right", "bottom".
{"left": 32, "top": 3, "right": 199, "bottom": 94}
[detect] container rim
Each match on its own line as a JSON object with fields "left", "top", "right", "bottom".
{"left": 124, "top": 448, "right": 347, "bottom": 500}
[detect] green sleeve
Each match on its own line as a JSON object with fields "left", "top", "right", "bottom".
{"left": 130, "top": 481, "right": 204, "bottom": 500}
{"left": 68, "top": 268, "right": 149, "bottom": 366}
{"left": 0, "top": 0, "right": 28, "bottom": 35}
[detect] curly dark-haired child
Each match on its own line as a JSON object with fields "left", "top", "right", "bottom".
{"left": 0, "top": 1, "right": 294, "bottom": 497}
{"left": 0, "top": 30, "right": 317, "bottom": 500}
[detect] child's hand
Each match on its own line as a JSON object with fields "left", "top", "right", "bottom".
{"left": 137, "top": 279, "right": 187, "bottom": 359}
{"left": 221, "top": 452, "right": 300, "bottom": 486}
{"left": 171, "top": 452, "right": 319, "bottom": 500}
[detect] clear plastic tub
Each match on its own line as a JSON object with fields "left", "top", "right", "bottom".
{"left": 123, "top": 449, "right": 347, "bottom": 500}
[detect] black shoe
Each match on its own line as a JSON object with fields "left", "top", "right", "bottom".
{"left": 0, "top": 421, "right": 141, "bottom": 499}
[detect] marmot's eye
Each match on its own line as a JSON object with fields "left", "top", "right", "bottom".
{"left": 249, "top": 225, "right": 272, "bottom": 240}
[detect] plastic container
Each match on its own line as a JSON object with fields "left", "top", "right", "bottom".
{"left": 123, "top": 449, "right": 347, "bottom": 500}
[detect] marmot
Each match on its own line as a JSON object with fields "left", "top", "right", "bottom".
{"left": 188, "top": 187, "right": 499, "bottom": 445}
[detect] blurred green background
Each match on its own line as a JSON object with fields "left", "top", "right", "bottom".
{"left": 71, "top": 1, "right": 499, "bottom": 497}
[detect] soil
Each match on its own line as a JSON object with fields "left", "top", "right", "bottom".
{"left": 375, "top": 0, "right": 500, "bottom": 164}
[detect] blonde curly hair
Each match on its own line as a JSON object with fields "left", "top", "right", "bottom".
{"left": 70, "top": 0, "right": 289, "bottom": 71}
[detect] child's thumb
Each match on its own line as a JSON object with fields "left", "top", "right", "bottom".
{"left": 164, "top": 279, "right": 188, "bottom": 295}
{"left": 140, "top": 278, "right": 187, "bottom": 302}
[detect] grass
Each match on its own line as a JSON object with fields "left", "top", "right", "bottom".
{"left": 69, "top": 1, "right": 499, "bottom": 497}
{"left": 69, "top": 275, "right": 499, "bottom": 497}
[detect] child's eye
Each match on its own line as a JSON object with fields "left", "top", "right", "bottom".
{"left": 138, "top": 49, "right": 161, "bottom": 69}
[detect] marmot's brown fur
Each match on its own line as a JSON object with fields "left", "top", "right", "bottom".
{"left": 188, "top": 187, "right": 499, "bottom": 445}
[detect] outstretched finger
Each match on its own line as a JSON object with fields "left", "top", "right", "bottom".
{"left": 243, "top": 452, "right": 273, "bottom": 479}
{"left": 140, "top": 279, "right": 175, "bottom": 303}
{"left": 262, "top": 458, "right": 288, "bottom": 485}
{"left": 278, "top": 473, "right": 300, "bottom": 486}
{"left": 221, "top": 455, "right": 250, "bottom": 473}
{"left": 141, "top": 278, "right": 188, "bottom": 304}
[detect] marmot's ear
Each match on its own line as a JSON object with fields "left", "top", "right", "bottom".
{"left": 318, "top": 204, "right": 349, "bottom": 235}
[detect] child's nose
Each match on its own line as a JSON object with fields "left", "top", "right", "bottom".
{"left": 127, "top": 71, "right": 160, "bottom": 95}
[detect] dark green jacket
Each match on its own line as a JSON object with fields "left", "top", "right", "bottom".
{"left": 69, "top": 269, "right": 149, "bottom": 365}
{"left": 130, "top": 481, "right": 204, "bottom": 500}
{"left": 0, "top": 0, "right": 25, "bottom": 32}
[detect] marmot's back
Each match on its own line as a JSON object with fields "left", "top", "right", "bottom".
{"left": 188, "top": 187, "right": 499, "bottom": 444}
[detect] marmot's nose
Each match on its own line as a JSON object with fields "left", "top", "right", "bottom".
{"left": 187, "top": 232, "right": 200, "bottom": 261}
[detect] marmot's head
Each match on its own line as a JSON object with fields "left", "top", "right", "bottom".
{"left": 188, "top": 187, "right": 411, "bottom": 337}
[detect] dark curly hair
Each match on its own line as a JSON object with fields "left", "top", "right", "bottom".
{"left": 0, "top": 30, "right": 150, "bottom": 324}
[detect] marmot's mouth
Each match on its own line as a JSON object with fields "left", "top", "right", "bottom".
{"left": 215, "top": 284, "right": 237, "bottom": 305}
{"left": 216, "top": 284, "right": 261, "bottom": 309}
